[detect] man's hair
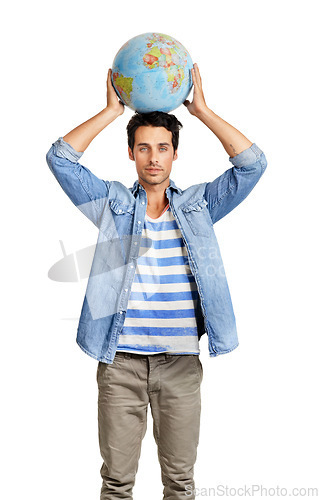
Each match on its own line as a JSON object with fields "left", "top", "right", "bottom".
{"left": 126, "top": 111, "right": 183, "bottom": 156}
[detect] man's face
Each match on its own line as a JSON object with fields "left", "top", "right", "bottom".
{"left": 128, "top": 125, "right": 178, "bottom": 189}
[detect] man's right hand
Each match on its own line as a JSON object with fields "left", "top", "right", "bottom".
{"left": 61, "top": 69, "right": 125, "bottom": 153}
{"left": 106, "top": 68, "right": 125, "bottom": 116}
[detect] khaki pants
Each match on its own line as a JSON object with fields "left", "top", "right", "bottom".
{"left": 96, "top": 351, "right": 203, "bottom": 499}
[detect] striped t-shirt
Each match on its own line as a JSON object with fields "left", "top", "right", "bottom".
{"left": 116, "top": 204, "right": 200, "bottom": 355}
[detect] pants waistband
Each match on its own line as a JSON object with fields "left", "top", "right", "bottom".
{"left": 115, "top": 351, "right": 195, "bottom": 360}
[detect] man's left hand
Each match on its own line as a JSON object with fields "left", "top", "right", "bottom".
{"left": 183, "top": 63, "right": 208, "bottom": 117}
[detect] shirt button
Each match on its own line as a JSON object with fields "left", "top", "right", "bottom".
{"left": 138, "top": 220, "right": 141, "bottom": 224}
{"left": 141, "top": 201, "right": 145, "bottom": 205}
{"left": 130, "top": 265, "right": 134, "bottom": 268}
{"left": 118, "top": 209, "right": 123, "bottom": 213}
{"left": 119, "top": 311, "right": 123, "bottom": 314}
{"left": 134, "top": 242, "right": 137, "bottom": 245}
{"left": 124, "top": 288, "right": 128, "bottom": 292}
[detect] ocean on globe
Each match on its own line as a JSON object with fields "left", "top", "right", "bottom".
{"left": 111, "top": 32, "right": 193, "bottom": 113}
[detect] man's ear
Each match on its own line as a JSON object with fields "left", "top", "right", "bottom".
{"left": 128, "top": 146, "right": 135, "bottom": 161}
{"left": 173, "top": 149, "right": 178, "bottom": 161}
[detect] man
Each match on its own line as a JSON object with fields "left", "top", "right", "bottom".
{"left": 46, "top": 63, "right": 267, "bottom": 499}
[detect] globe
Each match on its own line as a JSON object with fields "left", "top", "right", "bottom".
{"left": 111, "top": 32, "right": 193, "bottom": 113}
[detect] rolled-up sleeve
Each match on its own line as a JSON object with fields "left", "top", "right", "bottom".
{"left": 52, "top": 136, "right": 85, "bottom": 162}
{"left": 46, "top": 137, "right": 110, "bottom": 228}
{"left": 204, "top": 143, "right": 267, "bottom": 224}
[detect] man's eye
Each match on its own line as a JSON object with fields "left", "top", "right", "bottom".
{"left": 139, "top": 147, "right": 167, "bottom": 151}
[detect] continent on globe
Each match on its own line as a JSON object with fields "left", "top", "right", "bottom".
{"left": 111, "top": 32, "right": 193, "bottom": 113}
{"left": 143, "top": 44, "right": 185, "bottom": 94}
{"left": 112, "top": 72, "right": 134, "bottom": 106}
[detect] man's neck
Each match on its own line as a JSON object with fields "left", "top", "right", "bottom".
{"left": 138, "top": 179, "right": 170, "bottom": 217}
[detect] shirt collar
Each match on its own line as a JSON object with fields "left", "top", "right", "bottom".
{"left": 131, "top": 178, "right": 182, "bottom": 196}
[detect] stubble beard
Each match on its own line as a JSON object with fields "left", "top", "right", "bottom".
{"left": 139, "top": 170, "right": 170, "bottom": 187}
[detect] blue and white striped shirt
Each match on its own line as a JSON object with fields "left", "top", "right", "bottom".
{"left": 117, "top": 204, "right": 200, "bottom": 355}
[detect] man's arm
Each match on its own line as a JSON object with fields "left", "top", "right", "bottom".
{"left": 62, "top": 69, "right": 124, "bottom": 152}
{"left": 183, "top": 63, "right": 253, "bottom": 157}
{"left": 184, "top": 63, "right": 267, "bottom": 224}
{"left": 46, "top": 69, "right": 124, "bottom": 227}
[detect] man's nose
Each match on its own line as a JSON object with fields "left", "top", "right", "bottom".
{"left": 150, "top": 151, "right": 159, "bottom": 165}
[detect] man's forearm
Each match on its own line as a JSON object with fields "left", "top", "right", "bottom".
{"left": 62, "top": 106, "right": 121, "bottom": 153}
{"left": 196, "top": 107, "right": 253, "bottom": 158}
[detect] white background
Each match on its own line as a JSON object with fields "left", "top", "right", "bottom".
{"left": 2, "top": 0, "right": 319, "bottom": 498}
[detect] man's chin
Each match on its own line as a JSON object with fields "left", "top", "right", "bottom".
{"left": 139, "top": 174, "right": 169, "bottom": 186}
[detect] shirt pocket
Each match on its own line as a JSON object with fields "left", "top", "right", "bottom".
{"left": 102, "top": 198, "right": 136, "bottom": 239}
{"left": 109, "top": 199, "right": 135, "bottom": 215}
{"left": 181, "top": 198, "right": 212, "bottom": 237}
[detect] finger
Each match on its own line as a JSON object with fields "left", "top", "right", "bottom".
{"left": 194, "top": 63, "right": 202, "bottom": 85}
{"left": 183, "top": 100, "right": 190, "bottom": 107}
{"left": 191, "top": 68, "right": 198, "bottom": 88}
{"left": 107, "top": 69, "right": 113, "bottom": 86}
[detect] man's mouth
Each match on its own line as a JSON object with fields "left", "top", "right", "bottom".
{"left": 145, "top": 167, "right": 162, "bottom": 173}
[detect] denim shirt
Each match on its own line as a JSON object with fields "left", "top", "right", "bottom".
{"left": 46, "top": 137, "right": 267, "bottom": 364}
